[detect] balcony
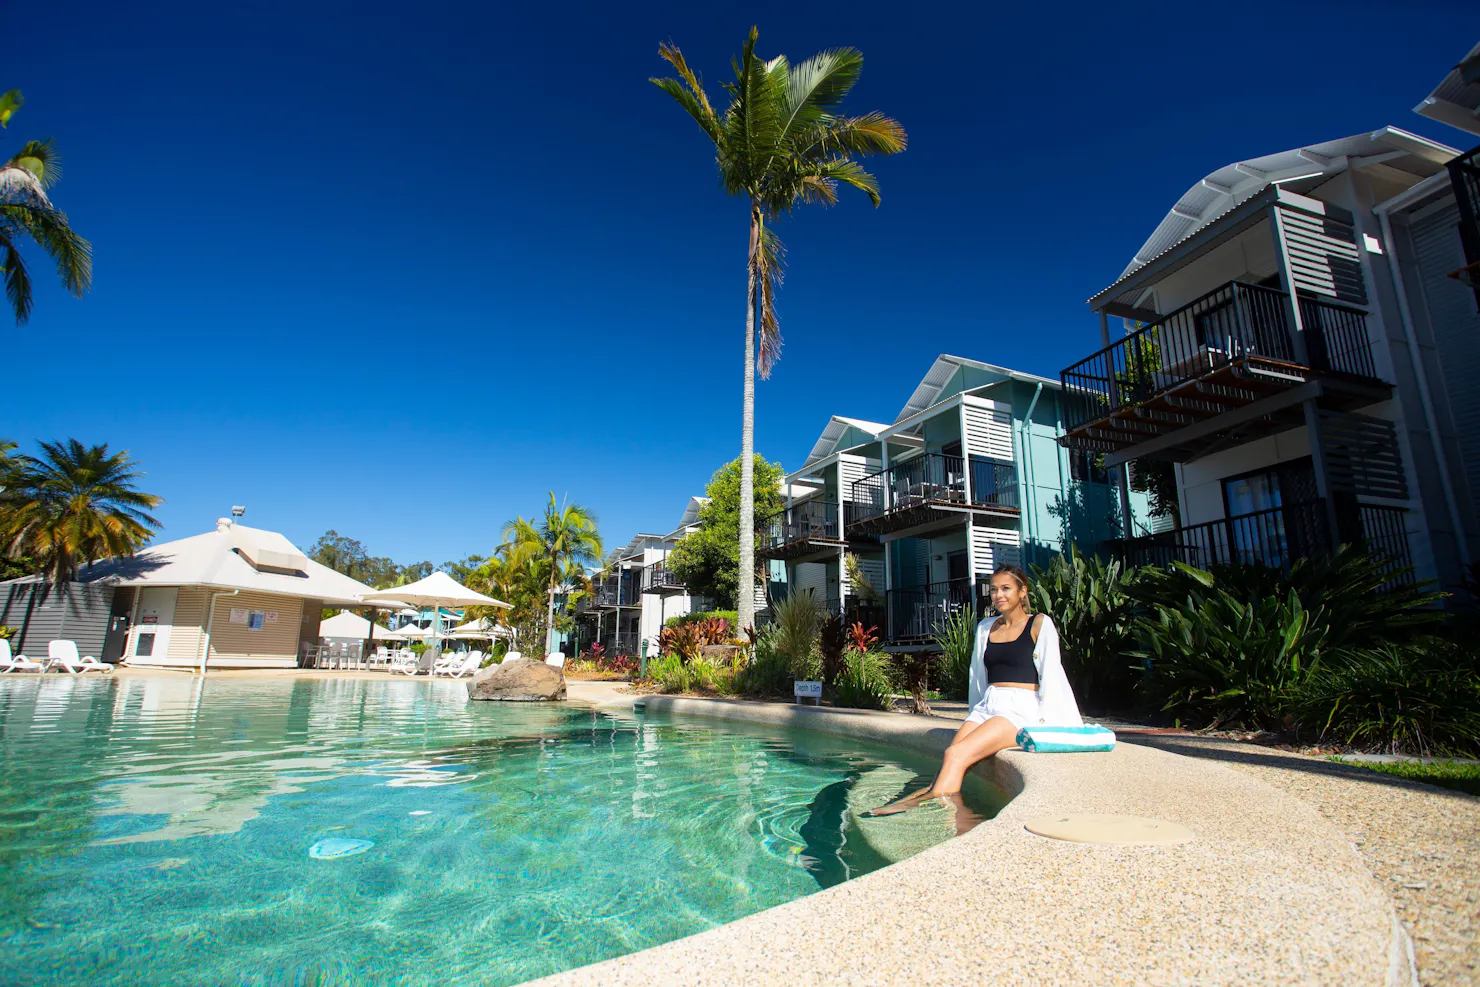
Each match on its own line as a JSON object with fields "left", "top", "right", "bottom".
{"left": 1060, "top": 281, "right": 1391, "bottom": 463}
{"left": 640, "top": 564, "right": 684, "bottom": 594}
{"left": 1104, "top": 500, "right": 1412, "bottom": 587}
{"left": 1447, "top": 144, "right": 1480, "bottom": 307}
{"left": 757, "top": 500, "right": 874, "bottom": 561}
{"left": 884, "top": 578, "right": 973, "bottom": 646}
{"left": 591, "top": 580, "right": 638, "bottom": 608}
{"left": 847, "top": 454, "right": 1019, "bottom": 537}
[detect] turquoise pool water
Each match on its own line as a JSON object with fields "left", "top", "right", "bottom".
{"left": 0, "top": 675, "right": 1003, "bottom": 985}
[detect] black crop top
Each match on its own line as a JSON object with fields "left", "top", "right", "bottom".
{"left": 984, "top": 617, "right": 1039, "bottom": 685}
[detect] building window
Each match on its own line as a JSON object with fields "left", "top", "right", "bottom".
{"left": 1070, "top": 451, "right": 1109, "bottom": 485}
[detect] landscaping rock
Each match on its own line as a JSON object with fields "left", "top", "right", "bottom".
{"left": 467, "top": 659, "right": 566, "bottom": 702}
{"left": 699, "top": 644, "right": 741, "bottom": 663}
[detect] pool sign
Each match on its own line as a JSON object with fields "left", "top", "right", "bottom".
{"left": 229, "top": 608, "right": 248, "bottom": 623}
{"left": 794, "top": 680, "right": 822, "bottom": 704}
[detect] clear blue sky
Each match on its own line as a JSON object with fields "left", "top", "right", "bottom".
{"left": 7, "top": 0, "right": 1477, "bottom": 567}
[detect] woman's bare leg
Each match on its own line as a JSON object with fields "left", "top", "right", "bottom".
{"left": 866, "top": 718, "right": 989, "bottom": 817}
{"left": 928, "top": 715, "right": 1018, "bottom": 795}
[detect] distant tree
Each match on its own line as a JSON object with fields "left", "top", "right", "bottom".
{"left": 651, "top": 29, "right": 904, "bottom": 631}
{"left": 501, "top": 493, "right": 603, "bottom": 655}
{"left": 305, "top": 531, "right": 431, "bottom": 588}
{"left": 667, "top": 455, "right": 785, "bottom": 609}
{"left": 0, "top": 89, "right": 92, "bottom": 325}
{"left": 0, "top": 439, "right": 161, "bottom": 584}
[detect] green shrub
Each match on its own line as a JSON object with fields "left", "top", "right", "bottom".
{"left": 665, "top": 609, "right": 739, "bottom": 629}
{"left": 772, "top": 591, "right": 822, "bottom": 680}
{"left": 831, "top": 650, "right": 894, "bottom": 710}
{"left": 932, "top": 609, "right": 975, "bottom": 701}
{"left": 646, "top": 654, "right": 737, "bottom": 694}
{"left": 1133, "top": 562, "right": 1328, "bottom": 729}
{"left": 1030, "top": 546, "right": 1143, "bottom": 709}
{"left": 1294, "top": 641, "right": 1480, "bottom": 757}
{"left": 735, "top": 626, "right": 791, "bottom": 696}
{"left": 1195, "top": 546, "right": 1444, "bottom": 651}
{"left": 409, "top": 641, "right": 429, "bottom": 657}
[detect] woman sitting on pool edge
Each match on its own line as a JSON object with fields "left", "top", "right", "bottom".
{"left": 868, "top": 564, "right": 1082, "bottom": 816}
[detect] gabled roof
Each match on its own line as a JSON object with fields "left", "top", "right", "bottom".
{"left": 1093, "top": 127, "right": 1456, "bottom": 310}
{"left": 1414, "top": 41, "right": 1480, "bottom": 137}
{"left": 799, "top": 416, "right": 889, "bottom": 471}
{"left": 893, "top": 355, "right": 1056, "bottom": 424}
{"left": 1, "top": 521, "right": 381, "bottom": 606}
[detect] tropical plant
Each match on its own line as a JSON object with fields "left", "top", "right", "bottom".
{"left": 1132, "top": 563, "right": 1329, "bottom": 729}
{"left": 666, "top": 455, "right": 784, "bottom": 609}
{"left": 0, "top": 90, "right": 91, "bottom": 325}
{"left": 652, "top": 29, "right": 905, "bottom": 633}
{"left": 771, "top": 590, "right": 822, "bottom": 680}
{"left": 735, "top": 625, "right": 792, "bottom": 696}
{"left": 645, "top": 652, "right": 737, "bottom": 695}
{"left": 846, "top": 621, "right": 879, "bottom": 653}
{"left": 658, "top": 622, "right": 704, "bottom": 664}
{"left": 1291, "top": 640, "right": 1480, "bottom": 757}
{"left": 1030, "top": 546, "right": 1144, "bottom": 710}
{"left": 501, "top": 492, "right": 603, "bottom": 654}
{"left": 818, "top": 614, "right": 848, "bottom": 686}
{"left": 932, "top": 609, "right": 976, "bottom": 701}
{"left": 832, "top": 649, "right": 894, "bottom": 710}
{"left": 844, "top": 552, "right": 880, "bottom": 601}
{"left": 666, "top": 609, "right": 740, "bottom": 629}
{"left": 0, "top": 439, "right": 162, "bottom": 584}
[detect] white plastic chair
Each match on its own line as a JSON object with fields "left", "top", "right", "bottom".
{"left": 389, "top": 650, "right": 421, "bottom": 675}
{"left": 430, "top": 651, "right": 465, "bottom": 676}
{"left": 0, "top": 639, "right": 45, "bottom": 674}
{"left": 544, "top": 653, "right": 566, "bottom": 670}
{"left": 500, "top": 650, "right": 523, "bottom": 664}
{"left": 48, "top": 640, "right": 112, "bottom": 675}
{"left": 441, "top": 652, "right": 485, "bottom": 678}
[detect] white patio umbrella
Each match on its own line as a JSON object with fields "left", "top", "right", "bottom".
{"left": 450, "top": 617, "right": 511, "bottom": 641}
{"left": 359, "top": 571, "right": 510, "bottom": 672}
{"left": 319, "top": 610, "right": 392, "bottom": 641}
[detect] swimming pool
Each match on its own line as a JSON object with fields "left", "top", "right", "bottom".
{"left": 0, "top": 675, "right": 1003, "bottom": 985}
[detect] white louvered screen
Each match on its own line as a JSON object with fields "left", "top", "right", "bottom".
{"left": 970, "top": 526, "right": 1021, "bottom": 577}
{"left": 839, "top": 455, "right": 876, "bottom": 501}
{"left": 1277, "top": 205, "right": 1366, "bottom": 305}
{"left": 963, "top": 404, "right": 1013, "bottom": 460}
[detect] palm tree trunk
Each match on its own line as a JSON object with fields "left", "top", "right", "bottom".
{"left": 737, "top": 210, "right": 759, "bottom": 634}
{"left": 545, "top": 574, "right": 558, "bottom": 656}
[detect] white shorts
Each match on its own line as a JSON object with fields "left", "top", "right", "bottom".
{"left": 965, "top": 685, "right": 1041, "bottom": 729}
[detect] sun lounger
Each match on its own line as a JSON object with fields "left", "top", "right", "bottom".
{"left": 0, "top": 639, "right": 45, "bottom": 673}
{"left": 500, "top": 651, "right": 523, "bottom": 664}
{"left": 48, "top": 640, "right": 113, "bottom": 675}
{"left": 544, "top": 653, "right": 566, "bottom": 670}
{"left": 389, "top": 651, "right": 421, "bottom": 675}
{"left": 431, "top": 651, "right": 476, "bottom": 677}
{"left": 438, "top": 652, "right": 484, "bottom": 678}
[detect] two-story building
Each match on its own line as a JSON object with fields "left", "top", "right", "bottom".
{"left": 577, "top": 497, "right": 709, "bottom": 658}
{"left": 1056, "top": 122, "right": 1479, "bottom": 594}
{"left": 760, "top": 356, "right": 1149, "bottom": 651}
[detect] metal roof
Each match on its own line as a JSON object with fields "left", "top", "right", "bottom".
{"left": 1091, "top": 127, "right": 1457, "bottom": 311}
{"left": 1414, "top": 41, "right": 1480, "bottom": 137}
{"left": 892, "top": 355, "right": 1057, "bottom": 425}
{"left": 799, "top": 416, "right": 889, "bottom": 471}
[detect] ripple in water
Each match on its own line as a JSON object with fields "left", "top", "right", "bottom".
{"left": 0, "top": 675, "right": 1005, "bottom": 985}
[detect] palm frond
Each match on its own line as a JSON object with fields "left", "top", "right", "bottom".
{"left": 808, "top": 158, "right": 882, "bottom": 207}
{"left": 779, "top": 47, "right": 864, "bottom": 138}
{"left": 8, "top": 139, "right": 61, "bottom": 188}
{"left": 803, "top": 112, "right": 908, "bottom": 157}
{"left": 0, "top": 90, "right": 22, "bottom": 129}
{"left": 652, "top": 42, "right": 721, "bottom": 144}
{"left": 1, "top": 231, "right": 33, "bottom": 325}
{"left": 753, "top": 220, "right": 785, "bottom": 377}
{"left": 12, "top": 206, "right": 92, "bottom": 296}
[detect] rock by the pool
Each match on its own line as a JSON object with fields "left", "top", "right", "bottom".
{"left": 468, "top": 658, "right": 566, "bottom": 701}
{"left": 699, "top": 644, "right": 742, "bottom": 663}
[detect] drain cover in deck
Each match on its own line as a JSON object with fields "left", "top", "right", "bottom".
{"left": 1024, "top": 814, "right": 1194, "bottom": 845}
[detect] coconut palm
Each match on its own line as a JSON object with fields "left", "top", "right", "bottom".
{"left": 501, "top": 493, "right": 603, "bottom": 654}
{"left": 0, "top": 90, "right": 91, "bottom": 325}
{"left": 0, "top": 439, "right": 162, "bottom": 584}
{"left": 651, "top": 28, "right": 904, "bottom": 632}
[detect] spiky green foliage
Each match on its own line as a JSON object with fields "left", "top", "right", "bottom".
{"left": 1133, "top": 562, "right": 1329, "bottom": 729}
{"left": 666, "top": 455, "right": 784, "bottom": 607}
{"left": 932, "top": 608, "right": 976, "bottom": 701}
{"left": 501, "top": 493, "right": 603, "bottom": 654}
{"left": 771, "top": 589, "right": 822, "bottom": 680}
{"left": 818, "top": 613, "right": 848, "bottom": 686}
{"left": 735, "top": 624, "right": 792, "bottom": 696}
{"left": 0, "top": 439, "right": 161, "bottom": 584}
{"left": 0, "top": 92, "right": 91, "bottom": 325}
{"left": 832, "top": 649, "right": 894, "bottom": 710}
{"left": 1294, "top": 641, "right": 1480, "bottom": 757}
{"left": 1029, "top": 546, "right": 1144, "bottom": 709}
{"left": 652, "top": 30, "right": 905, "bottom": 633}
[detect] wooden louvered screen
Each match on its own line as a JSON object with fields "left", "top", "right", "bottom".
{"left": 1277, "top": 204, "right": 1367, "bottom": 306}
{"left": 1318, "top": 411, "right": 1408, "bottom": 499}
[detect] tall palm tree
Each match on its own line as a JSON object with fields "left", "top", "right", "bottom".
{"left": 0, "top": 439, "right": 162, "bottom": 584}
{"left": 652, "top": 28, "right": 905, "bottom": 632}
{"left": 0, "top": 90, "right": 91, "bottom": 325}
{"left": 501, "top": 493, "right": 603, "bottom": 654}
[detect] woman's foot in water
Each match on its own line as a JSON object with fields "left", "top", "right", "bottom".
{"left": 863, "top": 787, "right": 935, "bottom": 817}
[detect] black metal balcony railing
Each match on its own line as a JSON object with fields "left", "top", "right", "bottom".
{"left": 641, "top": 564, "right": 684, "bottom": 593}
{"left": 970, "top": 457, "right": 1020, "bottom": 509}
{"left": 1106, "top": 499, "right": 1413, "bottom": 584}
{"left": 1061, "top": 281, "right": 1376, "bottom": 434}
{"left": 760, "top": 500, "right": 841, "bottom": 551}
{"left": 885, "top": 578, "right": 973, "bottom": 643}
{"left": 592, "top": 579, "right": 637, "bottom": 607}
{"left": 1447, "top": 145, "right": 1480, "bottom": 307}
{"left": 850, "top": 453, "right": 967, "bottom": 525}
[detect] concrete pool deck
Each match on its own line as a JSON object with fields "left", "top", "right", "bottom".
{"left": 534, "top": 694, "right": 1414, "bottom": 987}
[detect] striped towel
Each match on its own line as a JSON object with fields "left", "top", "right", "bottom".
{"left": 1016, "top": 724, "right": 1116, "bottom": 753}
